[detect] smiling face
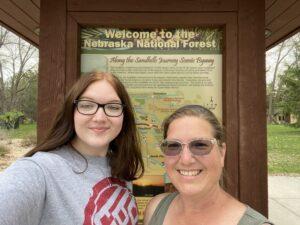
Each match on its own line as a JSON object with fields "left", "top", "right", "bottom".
{"left": 164, "top": 116, "right": 226, "bottom": 197}
{"left": 72, "top": 79, "right": 123, "bottom": 156}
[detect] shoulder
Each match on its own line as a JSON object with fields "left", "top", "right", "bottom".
{"left": 31, "top": 150, "right": 63, "bottom": 163}
{"left": 143, "top": 193, "right": 172, "bottom": 225}
{"left": 2, "top": 154, "right": 47, "bottom": 177}
{"left": 146, "top": 193, "right": 170, "bottom": 213}
{"left": 0, "top": 155, "right": 47, "bottom": 197}
{"left": 0, "top": 147, "right": 73, "bottom": 178}
{"left": 239, "top": 206, "right": 274, "bottom": 225}
{"left": 29, "top": 146, "right": 74, "bottom": 169}
{"left": 0, "top": 150, "right": 64, "bottom": 183}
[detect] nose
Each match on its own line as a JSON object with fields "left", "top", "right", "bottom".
{"left": 179, "top": 144, "right": 196, "bottom": 165}
{"left": 92, "top": 107, "right": 107, "bottom": 121}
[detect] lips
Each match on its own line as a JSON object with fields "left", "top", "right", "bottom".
{"left": 177, "top": 169, "right": 202, "bottom": 176}
{"left": 89, "top": 126, "right": 109, "bottom": 133}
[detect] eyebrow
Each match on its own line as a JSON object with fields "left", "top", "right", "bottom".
{"left": 79, "top": 97, "right": 122, "bottom": 103}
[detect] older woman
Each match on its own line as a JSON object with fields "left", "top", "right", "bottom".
{"left": 144, "top": 105, "right": 273, "bottom": 225}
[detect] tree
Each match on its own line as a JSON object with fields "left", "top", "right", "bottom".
{"left": 266, "top": 32, "right": 300, "bottom": 123}
{"left": 266, "top": 41, "right": 294, "bottom": 123}
{"left": 277, "top": 44, "right": 300, "bottom": 126}
{"left": 0, "top": 26, "right": 38, "bottom": 120}
{"left": 0, "top": 27, "right": 9, "bottom": 113}
{"left": 18, "top": 70, "right": 38, "bottom": 121}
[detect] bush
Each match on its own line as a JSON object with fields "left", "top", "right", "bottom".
{"left": 0, "top": 111, "right": 24, "bottom": 129}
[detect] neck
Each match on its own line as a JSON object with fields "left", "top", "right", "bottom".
{"left": 70, "top": 138, "right": 108, "bottom": 157}
{"left": 176, "top": 185, "right": 231, "bottom": 215}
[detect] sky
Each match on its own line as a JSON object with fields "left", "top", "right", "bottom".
{"left": 0, "top": 26, "right": 39, "bottom": 81}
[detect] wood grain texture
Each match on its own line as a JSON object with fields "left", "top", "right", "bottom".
{"left": 238, "top": 0, "right": 268, "bottom": 216}
{"left": 12, "top": 0, "right": 40, "bottom": 23}
{"left": 70, "top": 11, "right": 234, "bottom": 27}
{"left": 266, "top": 0, "right": 300, "bottom": 49}
{"left": 38, "top": 0, "right": 66, "bottom": 141}
{"left": 66, "top": 13, "right": 80, "bottom": 92}
{"left": 0, "top": 0, "right": 38, "bottom": 30}
{"left": 68, "top": 0, "right": 237, "bottom": 12}
{"left": 31, "top": 0, "right": 40, "bottom": 8}
{"left": 222, "top": 14, "right": 239, "bottom": 198}
{"left": 0, "top": 8, "right": 39, "bottom": 46}
{"left": 266, "top": 20, "right": 300, "bottom": 49}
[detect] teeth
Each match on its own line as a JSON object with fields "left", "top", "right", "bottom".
{"left": 178, "top": 170, "right": 201, "bottom": 176}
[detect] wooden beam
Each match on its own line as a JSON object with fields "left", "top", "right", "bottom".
{"left": 38, "top": 0, "right": 66, "bottom": 140}
{"left": 238, "top": 0, "right": 268, "bottom": 216}
{"left": 0, "top": 10, "right": 39, "bottom": 46}
{"left": 68, "top": 0, "right": 237, "bottom": 12}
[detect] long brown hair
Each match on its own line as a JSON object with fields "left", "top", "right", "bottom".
{"left": 26, "top": 72, "right": 144, "bottom": 181}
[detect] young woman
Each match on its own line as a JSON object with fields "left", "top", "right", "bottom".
{"left": 144, "top": 105, "right": 273, "bottom": 225}
{"left": 0, "top": 72, "right": 144, "bottom": 225}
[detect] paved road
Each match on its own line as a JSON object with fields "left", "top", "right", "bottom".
{"left": 268, "top": 176, "right": 300, "bottom": 225}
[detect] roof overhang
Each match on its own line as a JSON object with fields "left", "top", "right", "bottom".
{"left": 265, "top": 0, "right": 300, "bottom": 49}
{"left": 0, "top": 0, "right": 299, "bottom": 49}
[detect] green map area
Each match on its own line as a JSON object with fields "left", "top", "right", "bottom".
{"left": 130, "top": 90, "right": 204, "bottom": 175}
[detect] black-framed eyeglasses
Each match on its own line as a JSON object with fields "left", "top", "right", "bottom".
{"left": 160, "top": 138, "right": 218, "bottom": 156}
{"left": 74, "top": 100, "right": 125, "bottom": 117}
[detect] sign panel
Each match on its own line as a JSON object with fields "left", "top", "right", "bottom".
{"left": 81, "top": 28, "right": 222, "bottom": 222}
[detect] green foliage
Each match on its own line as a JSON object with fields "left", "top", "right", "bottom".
{"left": 18, "top": 71, "right": 38, "bottom": 121}
{"left": 276, "top": 48, "right": 300, "bottom": 126}
{"left": 0, "top": 111, "right": 24, "bottom": 129}
{"left": 268, "top": 124, "right": 300, "bottom": 174}
{"left": 5, "top": 123, "right": 36, "bottom": 139}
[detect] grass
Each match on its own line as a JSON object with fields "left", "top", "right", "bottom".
{"left": 2, "top": 123, "right": 37, "bottom": 139}
{"left": 268, "top": 124, "right": 300, "bottom": 174}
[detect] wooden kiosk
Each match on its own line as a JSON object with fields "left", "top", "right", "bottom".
{"left": 38, "top": 0, "right": 268, "bottom": 217}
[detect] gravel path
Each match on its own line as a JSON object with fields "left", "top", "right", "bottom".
{"left": 0, "top": 139, "right": 33, "bottom": 171}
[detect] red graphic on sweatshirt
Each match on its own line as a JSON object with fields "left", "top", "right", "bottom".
{"left": 83, "top": 177, "right": 138, "bottom": 225}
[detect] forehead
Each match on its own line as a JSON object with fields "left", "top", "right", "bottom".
{"left": 80, "top": 80, "right": 120, "bottom": 101}
{"left": 167, "top": 116, "right": 214, "bottom": 139}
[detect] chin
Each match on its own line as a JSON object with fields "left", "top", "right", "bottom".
{"left": 176, "top": 185, "right": 202, "bottom": 196}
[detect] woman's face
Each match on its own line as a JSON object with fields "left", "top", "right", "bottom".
{"left": 164, "top": 116, "right": 226, "bottom": 197}
{"left": 72, "top": 79, "right": 123, "bottom": 156}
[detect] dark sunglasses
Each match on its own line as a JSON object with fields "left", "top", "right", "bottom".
{"left": 160, "top": 138, "right": 218, "bottom": 156}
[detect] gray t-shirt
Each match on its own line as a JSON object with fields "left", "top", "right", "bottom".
{"left": 0, "top": 145, "right": 138, "bottom": 225}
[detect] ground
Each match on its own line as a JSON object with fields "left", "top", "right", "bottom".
{"left": 0, "top": 139, "right": 33, "bottom": 171}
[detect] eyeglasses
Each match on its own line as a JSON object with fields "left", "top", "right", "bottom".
{"left": 74, "top": 100, "right": 125, "bottom": 117}
{"left": 160, "top": 138, "right": 218, "bottom": 156}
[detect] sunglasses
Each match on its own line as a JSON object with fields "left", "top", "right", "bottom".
{"left": 160, "top": 138, "right": 218, "bottom": 156}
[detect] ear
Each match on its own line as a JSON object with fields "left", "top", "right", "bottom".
{"left": 219, "top": 143, "right": 226, "bottom": 167}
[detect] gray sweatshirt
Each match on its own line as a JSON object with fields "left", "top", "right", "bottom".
{"left": 0, "top": 145, "right": 138, "bottom": 225}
